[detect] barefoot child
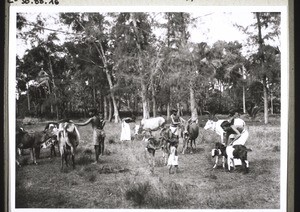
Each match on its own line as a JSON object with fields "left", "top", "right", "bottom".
{"left": 167, "top": 140, "right": 179, "bottom": 174}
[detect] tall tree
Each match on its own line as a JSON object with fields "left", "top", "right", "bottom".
{"left": 59, "top": 13, "right": 121, "bottom": 122}
{"left": 236, "top": 12, "right": 281, "bottom": 123}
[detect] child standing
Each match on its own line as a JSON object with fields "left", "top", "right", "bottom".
{"left": 167, "top": 140, "right": 179, "bottom": 174}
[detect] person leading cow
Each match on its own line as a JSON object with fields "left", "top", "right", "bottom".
{"left": 75, "top": 110, "right": 106, "bottom": 164}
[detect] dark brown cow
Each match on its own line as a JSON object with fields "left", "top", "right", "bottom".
{"left": 16, "top": 127, "right": 54, "bottom": 166}
{"left": 181, "top": 121, "right": 199, "bottom": 154}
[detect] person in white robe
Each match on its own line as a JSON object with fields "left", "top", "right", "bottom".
{"left": 120, "top": 118, "right": 132, "bottom": 141}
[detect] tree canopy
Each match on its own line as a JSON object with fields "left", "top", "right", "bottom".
{"left": 16, "top": 12, "right": 281, "bottom": 123}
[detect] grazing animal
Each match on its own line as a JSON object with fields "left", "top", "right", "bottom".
{"left": 16, "top": 127, "right": 54, "bottom": 166}
{"left": 211, "top": 142, "right": 249, "bottom": 173}
{"left": 58, "top": 121, "right": 80, "bottom": 170}
{"left": 181, "top": 121, "right": 199, "bottom": 154}
{"left": 144, "top": 136, "right": 171, "bottom": 172}
{"left": 135, "top": 117, "right": 166, "bottom": 135}
{"left": 204, "top": 118, "right": 245, "bottom": 143}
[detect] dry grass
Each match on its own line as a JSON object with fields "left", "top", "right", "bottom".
{"left": 15, "top": 116, "right": 281, "bottom": 209}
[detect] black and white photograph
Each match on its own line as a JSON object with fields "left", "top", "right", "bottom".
{"left": 7, "top": 1, "right": 291, "bottom": 211}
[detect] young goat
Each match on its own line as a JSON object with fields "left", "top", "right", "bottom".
{"left": 211, "top": 142, "right": 249, "bottom": 173}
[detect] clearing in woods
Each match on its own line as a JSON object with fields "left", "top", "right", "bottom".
{"left": 15, "top": 116, "right": 281, "bottom": 209}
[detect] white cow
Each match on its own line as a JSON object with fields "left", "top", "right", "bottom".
{"left": 58, "top": 121, "right": 80, "bottom": 170}
{"left": 203, "top": 118, "right": 245, "bottom": 143}
{"left": 135, "top": 117, "right": 166, "bottom": 135}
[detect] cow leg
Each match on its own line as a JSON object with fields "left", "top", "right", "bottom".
{"left": 222, "top": 156, "right": 225, "bottom": 169}
{"left": 151, "top": 151, "right": 155, "bottom": 173}
{"left": 30, "top": 148, "right": 37, "bottom": 165}
{"left": 71, "top": 146, "right": 75, "bottom": 169}
{"left": 162, "top": 149, "right": 169, "bottom": 166}
{"left": 61, "top": 152, "right": 65, "bottom": 170}
{"left": 190, "top": 140, "right": 193, "bottom": 154}
{"left": 227, "top": 157, "right": 231, "bottom": 171}
{"left": 35, "top": 147, "right": 40, "bottom": 160}
{"left": 64, "top": 151, "right": 69, "bottom": 167}
{"left": 213, "top": 155, "right": 219, "bottom": 169}
{"left": 72, "top": 154, "right": 75, "bottom": 169}
{"left": 182, "top": 139, "right": 187, "bottom": 154}
{"left": 231, "top": 158, "right": 235, "bottom": 170}
{"left": 100, "top": 137, "right": 105, "bottom": 156}
{"left": 244, "top": 160, "right": 249, "bottom": 173}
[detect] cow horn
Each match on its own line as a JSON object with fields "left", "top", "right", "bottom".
{"left": 203, "top": 111, "right": 212, "bottom": 119}
{"left": 203, "top": 111, "right": 211, "bottom": 115}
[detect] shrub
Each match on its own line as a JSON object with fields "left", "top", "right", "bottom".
{"left": 125, "top": 181, "right": 151, "bottom": 207}
{"left": 87, "top": 173, "right": 97, "bottom": 183}
{"left": 76, "top": 155, "right": 94, "bottom": 165}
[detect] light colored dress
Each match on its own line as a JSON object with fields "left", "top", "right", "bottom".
{"left": 120, "top": 120, "right": 131, "bottom": 141}
{"left": 167, "top": 146, "right": 178, "bottom": 166}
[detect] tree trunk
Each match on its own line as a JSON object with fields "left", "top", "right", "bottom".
{"left": 92, "top": 77, "right": 96, "bottom": 109}
{"left": 243, "top": 85, "right": 246, "bottom": 114}
{"left": 256, "top": 12, "right": 268, "bottom": 124}
{"left": 91, "top": 41, "right": 120, "bottom": 123}
{"left": 167, "top": 103, "right": 170, "bottom": 120}
{"left": 189, "top": 81, "right": 198, "bottom": 120}
{"left": 151, "top": 75, "right": 156, "bottom": 117}
{"left": 48, "top": 58, "right": 59, "bottom": 120}
{"left": 103, "top": 96, "right": 108, "bottom": 120}
{"left": 270, "top": 90, "right": 274, "bottom": 115}
{"left": 108, "top": 95, "right": 112, "bottom": 122}
{"left": 27, "top": 91, "right": 30, "bottom": 111}
{"left": 141, "top": 80, "right": 150, "bottom": 119}
{"left": 132, "top": 15, "right": 150, "bottom": 119}
{"left": 263, "top": 75, "right": 269, "bottom": 124}
{"left": 98, "top": 90, "right": 102, "bottom": 114}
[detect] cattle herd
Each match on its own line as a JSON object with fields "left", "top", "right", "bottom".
{"left": 16, "top": 115, "right": 250, "bottom": 174}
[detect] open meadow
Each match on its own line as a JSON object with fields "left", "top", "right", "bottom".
{"left": 15, "top": 115, "right": 281, "bottom": 209}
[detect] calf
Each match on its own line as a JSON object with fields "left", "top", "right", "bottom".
{"left": 181, "top": 121, "right": 199, "bottom": 154}
{"left": 58, "top": 121, "right": 80, "bottom": 170}
{"left": 211, "top": 142, "right": 249, "bottom": 173}
{"left": 16, "top": 127, "right": 54, "bottom": 165}
{"left": 135, "top": 117, "right": 166, "bottom": 135}
{"left": 144, "top": 135, "right": 171, "bottom": 172}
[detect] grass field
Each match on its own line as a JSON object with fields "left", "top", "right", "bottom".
{"left": 15, "top": 115, "right": 281, "bottom": 209}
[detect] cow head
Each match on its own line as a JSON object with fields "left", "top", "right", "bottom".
{"left": 211, "top": 148, "right": 222, "bottom": 157}
{"left": 203, "top": 119, "right": 215, "bottom": 130}
{"left": 135, "top": 124, "right": 145, "bottom": 135}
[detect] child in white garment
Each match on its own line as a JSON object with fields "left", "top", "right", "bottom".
{"left": 167, "top": 140, "right": 179, "bottom": 174}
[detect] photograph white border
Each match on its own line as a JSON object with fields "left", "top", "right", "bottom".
{"left": 7, "top": 2, "right": 290, "bottom": 212}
